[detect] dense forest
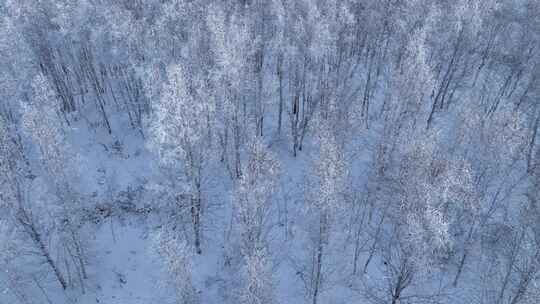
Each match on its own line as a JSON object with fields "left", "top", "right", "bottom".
{"left": 1, "top": 1, "right": 540, "bottom": 303}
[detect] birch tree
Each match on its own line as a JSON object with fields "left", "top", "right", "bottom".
{"left": 306, "top": 121, "right": 347, "bottom": 304}
{"left": 22, "top": 73, "right": 88, "bottom": 291}
{"left": 233, "top": 137, "right": 279, "bottom": 304}
{"left": 149, "top": 63, "right": 214, "bottom": 254}
{"left": 156, "top": 231, "right": 198, "bottom": 304}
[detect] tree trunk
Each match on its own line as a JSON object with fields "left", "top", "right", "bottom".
{"left": 277, "top": 54, "right": 284, "bottom": 135}
{"left": 526, "top": 109, "right": 540, "bottom": 172}
{"left": 20, "top": 214, "right": 68, "bottom": 290}
{"left": 363, "top": 209, "right": 387, "bottom": 273}
{"left": 192, "top": 187, "right": 202, "bottom": 254}
{"left": 453, "top": 222, "right": 475, "bottom": 287}
{"left": 312, "top": 213, "right": 328, "bottom": 304}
